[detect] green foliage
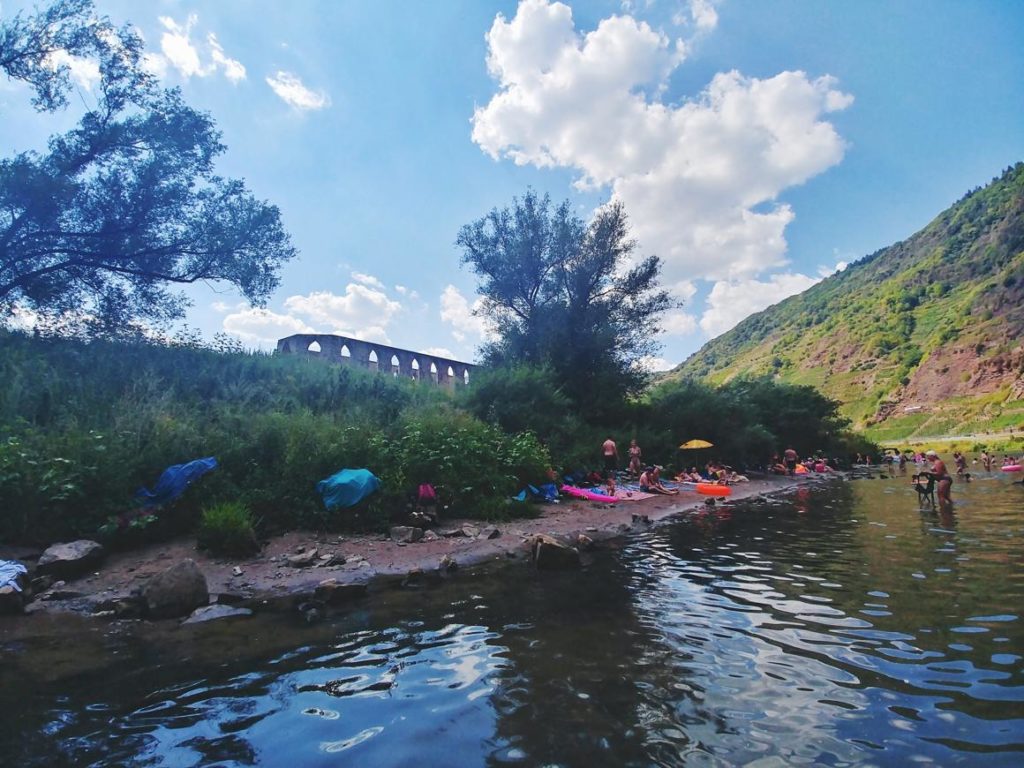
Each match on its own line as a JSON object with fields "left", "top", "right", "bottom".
{"left": 197, "top": 501, "right": 259, "bottom": 557}
{"left": 0, "top": 1, "right": 295, "bottom": 336}
{"left": 668, "top": 162, "right": 1024, "bottom": 437}
{"left": 0, "top": 331, "right": 554, "bottom": 543}
{"left": 457, "top": 189, "right": 675, "bottom": 415}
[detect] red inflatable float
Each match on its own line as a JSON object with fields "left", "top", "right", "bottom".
{"left": 696, "top": 483, "right": 731, "bottom": 497}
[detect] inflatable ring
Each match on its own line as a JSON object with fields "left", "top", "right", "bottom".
{"left": 1001, "top": 465, "right": 1023, "bottom": 472}
{"left": 696, "top": 483, "right": 731, "bottom": 496}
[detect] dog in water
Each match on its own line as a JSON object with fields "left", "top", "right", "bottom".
{"left": 911, "top": 473, "right": 936, "bottom": 506}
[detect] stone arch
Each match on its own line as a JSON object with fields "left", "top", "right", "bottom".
{"left": 447, "top": 365, "right": 455, "bottom": 378}
{"left": 410, "top": 358, "right": 420, "bottom": 380}
{"left": 340, "top": 344, "right": 351, "bottom": 359}
{"left": 307, "top": 340, "right": 322, "bottom": 354}
{"left": 463, "top": 369, "right": 470, "bottom": 385}
{"left": 429, "top": 361, "right": 438, "bottom": 384}
{"left": 368, "top": 349, "right": 378, "bottom": 372}
{"left": 390, "top": 354, "right": 400, "bottom": 377}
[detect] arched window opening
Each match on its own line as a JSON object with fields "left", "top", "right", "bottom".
{"left": 411, "top": 358, "right": 420, "bottom": 380}
{"left": 463, "top": 369, "right": 470, "bottom": 385}
{"left": 307, "top": 340, "right": 322, "bottom": 354}
{"left": 368, "top": 349, "right": 378, "bottom": 372}
{"left": 391, "top": 355, "right": 400, "bottom": 377}
{"left": 430, "top": 362, "right": 439, "bottom": 384}
{"left": 447, "top": 366, "right": 455, "bottom": 378}
{"left": 340, "top": 344, "right": 351, "bottom": 358}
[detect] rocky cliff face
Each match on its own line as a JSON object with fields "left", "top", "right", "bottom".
{"left": 669, "top": 163, "right": 1024, "bottom": 440}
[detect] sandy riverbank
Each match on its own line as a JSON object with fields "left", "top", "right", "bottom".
{"left": 0, "top": 473, "right": 829, "bottom": 623}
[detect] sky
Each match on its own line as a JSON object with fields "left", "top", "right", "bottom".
{"left": 1, "top": 0, "right": 1022, "bottom": 369}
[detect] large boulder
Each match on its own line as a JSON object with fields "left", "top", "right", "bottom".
{"left": 142, "top": 559, "right": 209, "bottom": 619}
{"left": 36, "top": 540, "right": 105, "bottom": 580}
{"left": 531, "top": 534, "right": 581, "bottom": 570}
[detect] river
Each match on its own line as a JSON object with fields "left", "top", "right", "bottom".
{"left": 2, "top": 471, "right": 1022, "bottom": 766}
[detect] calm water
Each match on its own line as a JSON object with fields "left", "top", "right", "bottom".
{"left": 2, "top": 473, "right": 1023, "bottom": 767}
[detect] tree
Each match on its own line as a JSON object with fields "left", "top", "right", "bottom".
{"left": 457, "top": 190, "right": 674, "bottom": 412}
{"left": 0, "top": 0, "right": 296, "bottom": 335}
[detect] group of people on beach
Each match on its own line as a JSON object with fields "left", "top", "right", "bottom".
{"left": 600, "top": 436, "right": 751, "bottom": 497}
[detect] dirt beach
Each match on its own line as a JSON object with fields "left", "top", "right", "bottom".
{"left": 2, "top": 474, "right": 819, "bottom": 620}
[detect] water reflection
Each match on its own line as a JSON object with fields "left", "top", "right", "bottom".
{"left": 1, "top": 475, "right": 1022, "bottom": 766}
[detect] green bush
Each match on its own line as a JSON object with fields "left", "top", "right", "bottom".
{"left": 197, "top": 501, "right": 259, "bottom": 557}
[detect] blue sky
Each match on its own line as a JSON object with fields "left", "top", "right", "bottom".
{"left": 2, "top": 0, "right": 1022, "bottom": 368}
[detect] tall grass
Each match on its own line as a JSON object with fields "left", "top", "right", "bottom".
{"left": 0, "top": 331, "right": 550, "bottom": 544}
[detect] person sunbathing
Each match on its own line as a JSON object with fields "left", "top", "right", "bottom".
{"left": 640, "top": 466, "right": 678, "bottom": 495}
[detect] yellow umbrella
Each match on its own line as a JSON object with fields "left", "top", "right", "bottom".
{"left": 679, "top": 439, "right": 714, "bottom": 450}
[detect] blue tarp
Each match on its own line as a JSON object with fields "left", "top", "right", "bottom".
{"left": 317, "top": 468, "right": 381, "bottom": 510}
{"left": 0, "top": 560, "right": 28, "bottom": 592}
{"left": 136, "top": 457, "right": 218, "bottom": 508}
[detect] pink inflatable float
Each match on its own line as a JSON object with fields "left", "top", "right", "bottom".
{"left": 560, "top": 485, "right": 617, "bottom": 502}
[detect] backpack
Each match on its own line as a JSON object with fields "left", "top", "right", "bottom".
{"left": 417, "top": 483, "right": 437, "bottom": 504}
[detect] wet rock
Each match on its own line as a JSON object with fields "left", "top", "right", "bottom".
{"left": 30, "top": 574, "right": 55, "bottom": 593}
{"left": 213, "top": 591, "right": 248, "bottom": 606}
{"left": 422, "top": 530, "right": 440, "bottom": 542}
{"left": 631, "top": 514, "right": 651, "bottom": 526}
{"left": 183, "top": 604, "right": 253, "bottom": 625}
{"left": 402, "top": 568, "right": 424, "bottom": 588}
{"left": 461, "top": 525, "right": 480, "bottom": 539}
{"left": 576, "top": 534, "right": 595, "bottom": 552}
{"left": 531, "top": 534, "right": 581, "bottom": 570}
{"left": 36, "top": 540, "right": 105, "bottom": 581}
{"left": 439, "top": 554, "right": 458, "bottom": 576}
{"left": 314, "top": 579, "right": 367, "bottom": 606}
{"left": 231, "top": 566, "right": 244, "bottom": 577}
{"left": 91, "top": 595, "right": 145, "bottom": 619}
{"left": 484, "top": 527, "right": 501, "bottom": 540}
{"left": 438, "top": 527, "right": 467, "bottom": 538}
{"left": 390, "top": 526, "right": 423, "bottom": 544}
{"left": 322, "top": 553, "right": 346, "bottom": 567}
{"left": 297, "top": 600, "right": 326, "bottom": 624}
{"left": 0, "top": 585, "right": 25, "bottom": 615}
{"left": 142, "top": 559, "right": 209, "bottom": 619}
{"left": 287, "top": 548, "right": 319, "bottom": 568}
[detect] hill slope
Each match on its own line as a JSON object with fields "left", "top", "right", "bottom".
{"left": 668, "top": 163, "right": 1024, "bottom": 441}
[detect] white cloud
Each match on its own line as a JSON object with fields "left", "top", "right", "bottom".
{"left": 473, "top": 0, "right": 852, "bottom": 291}
{"left": 283, "top": 284, "right": 402, "bottom": 338}
{"left": 208, "top": 33, "right": 246, "bottom": 82}
{"left": 44, "top": 49, "right": 101, "bottom": 90}
{"left": 699, "top": 272, "right": 821, "bottom": 337}
{"left": 266, "top": 71, "right": 330, "bottom": 110}
{"left": 351, "top": 272, "right": 385, "bottom": 289}
{"left": 818, "top": 259, "right": 848, "bottom": 277}
{"left": 222, "top": 307, "right": 314, "bottom": 346}
{"left": 639, "top": 355, "right": 674, "bottom": 372}
{"left": 440, "top": 285, "right": 491, "bottom": 343}
{"left": 152, "top": 15, "right": 246, "bottom": 82}
{"left": 688, "top": 0, "right": 720, "bottom": 31}
{"left": 662, "top": 311, "right": 699, "bottom": 335}
{"left": 423, "top": 346, "right": 457, "bottom": 359}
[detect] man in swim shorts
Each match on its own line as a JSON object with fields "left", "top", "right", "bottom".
{"left": 602, "top": 436, "right": 618, "bottom": 478}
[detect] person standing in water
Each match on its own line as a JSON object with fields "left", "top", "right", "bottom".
{"left": 927, "top": 450, "right": 952, "bottom": 504}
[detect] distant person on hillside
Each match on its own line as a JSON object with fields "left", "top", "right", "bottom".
{"left": 926, "top": 450, "right": 953, "bottom": 504}
{"left": 601, "top": 436, "right": 618, "bottom": 478}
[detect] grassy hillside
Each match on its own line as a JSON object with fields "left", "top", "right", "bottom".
{"left": 669, "top": 163, "right": 1024, "bottom": 441}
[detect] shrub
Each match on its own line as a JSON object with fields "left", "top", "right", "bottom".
{"left": 197, "top": 501, "right": 260, "bottom": 557}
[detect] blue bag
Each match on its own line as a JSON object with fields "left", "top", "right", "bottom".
{"left": 136, "top": 457, "right": 218, "bottom": 508}
{"left": 317, "top": 468, "right": 381, "bottom": 510}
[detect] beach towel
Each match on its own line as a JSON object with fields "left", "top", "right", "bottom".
{"left": 0, "top": 560, "right": 28, "bottom": 592}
